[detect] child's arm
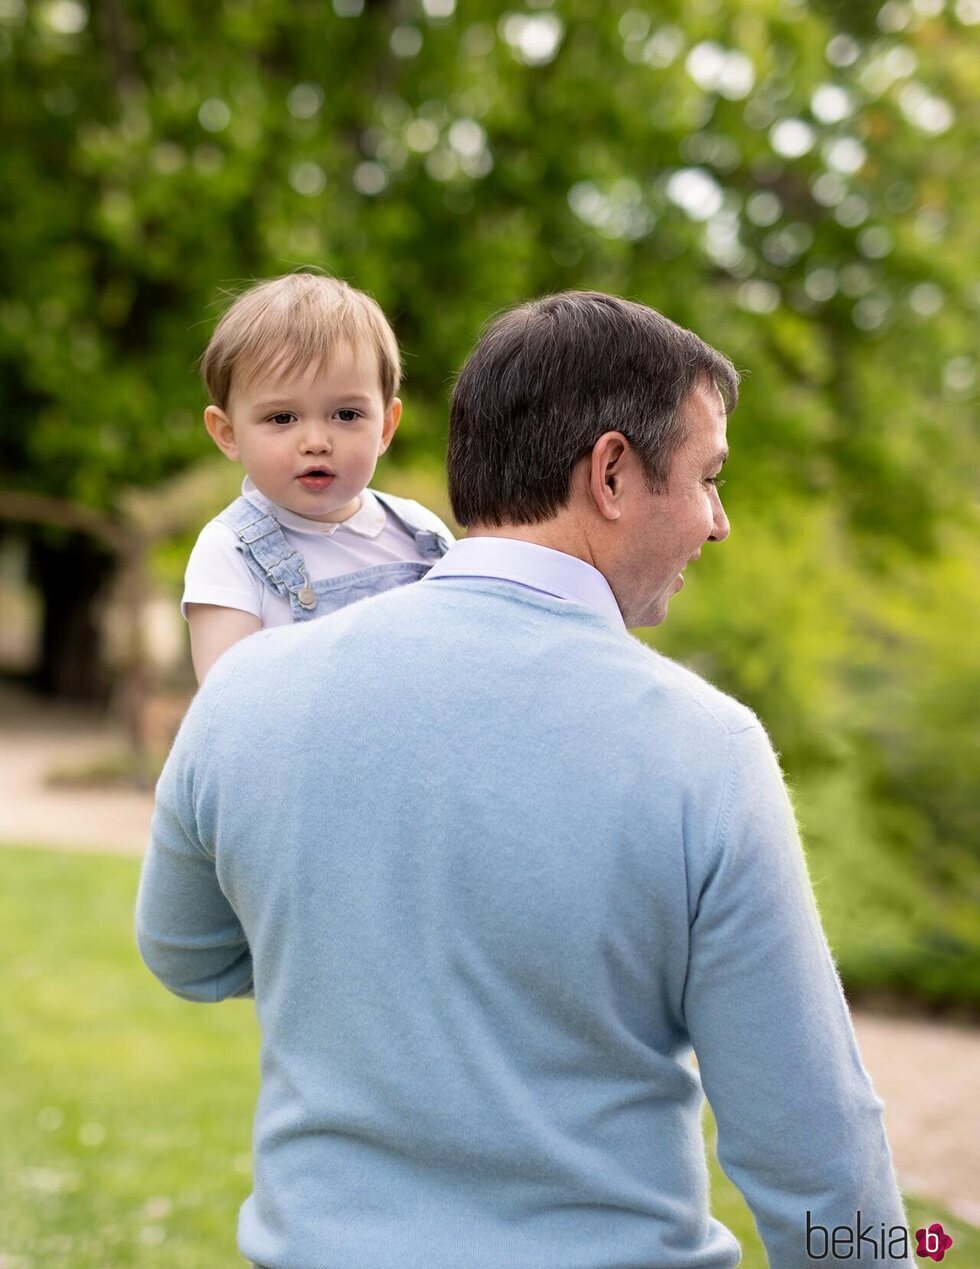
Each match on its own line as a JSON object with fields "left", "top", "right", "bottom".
{"left": 187, "top": 603, "right": 261, "bottom": 684}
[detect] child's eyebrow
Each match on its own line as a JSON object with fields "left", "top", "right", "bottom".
{"left": 252, "top": 393, "right": 376, "bottom": 411}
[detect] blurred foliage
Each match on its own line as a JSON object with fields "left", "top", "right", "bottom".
{"left": 0, "top": 0, "right": 977, "bottom": 1002}
{"left": 650, "top": 501, "right": 980, "bottom": 1007}
{"left": 1, "top": 0, "right": 976, "bottom": 520}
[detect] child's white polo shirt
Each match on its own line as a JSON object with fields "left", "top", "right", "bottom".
{"left": 182, "top": 478, "right": 454, "bottom": 628}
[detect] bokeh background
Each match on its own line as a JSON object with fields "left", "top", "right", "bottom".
{"left": 1, "top": 0, "right": 977, "bottom": 1264}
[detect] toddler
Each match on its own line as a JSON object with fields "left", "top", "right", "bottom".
{"left": 184, "top": 273, "right": 454, "bottom": 681}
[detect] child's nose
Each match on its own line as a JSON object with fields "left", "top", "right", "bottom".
{"left": 300, "top": 422, "right": 332, "bottom": 452}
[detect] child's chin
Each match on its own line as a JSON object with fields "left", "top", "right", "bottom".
{"left": 292, "top": 495, "right": 360, "bottom": 524}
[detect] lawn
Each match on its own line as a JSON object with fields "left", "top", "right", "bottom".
{"left": 0, "top": 846, "right": 974, "bottom": 1267}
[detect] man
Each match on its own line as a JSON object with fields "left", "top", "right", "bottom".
{"left": 138, "top": 292, "right": 910, "bottom": 1267}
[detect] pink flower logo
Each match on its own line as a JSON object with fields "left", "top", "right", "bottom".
{"left": 915, "top": 1222, "right": 953, "bottom": 1261}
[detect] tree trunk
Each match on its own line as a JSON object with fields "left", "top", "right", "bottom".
{"left": 28, "top": 531, "right": 116, "bottom": 702}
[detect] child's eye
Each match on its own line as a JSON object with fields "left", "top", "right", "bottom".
{"left": 335, "top": 409, "right": 361, "bottom": 422}
{"left": 268, "top": 412, "right": 296, "bottom": 426}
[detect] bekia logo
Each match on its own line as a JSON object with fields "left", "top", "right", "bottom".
{"left": 915, "top": 1223, "right": 953, "bottom": 1262}
{"left": 805, "top": 1211, "right": 954, "bottom": 1261}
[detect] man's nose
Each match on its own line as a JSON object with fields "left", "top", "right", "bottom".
{"left": 709, "top": 497, "right": 730, "bottom": 543}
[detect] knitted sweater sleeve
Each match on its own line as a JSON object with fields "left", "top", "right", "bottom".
{"left": 683, "top": 722, "right": 912, "bottom": 1267}
{"left": 135, "top": 655, "right": 254, "bottom": 1002}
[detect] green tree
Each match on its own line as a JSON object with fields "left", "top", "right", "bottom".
{"left": 0, "top": 0, "right": 976, "bottom": 670}
{"left": 1, "top": 0, "right": 977, "bottom": 1002}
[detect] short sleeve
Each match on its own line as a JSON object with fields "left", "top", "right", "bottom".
{"left": 182, "top": 520, "right": 266, "bottom": 620}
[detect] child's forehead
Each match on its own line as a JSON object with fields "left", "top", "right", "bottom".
{"left": 234, "top": 339, "right": 383, "bottom": 398}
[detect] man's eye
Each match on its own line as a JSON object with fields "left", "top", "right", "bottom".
{"left": 336, "top": 409, "right": 361, "bottom": 422}
{"left": 706, "top": 476, "right": 726, "bottom": 488}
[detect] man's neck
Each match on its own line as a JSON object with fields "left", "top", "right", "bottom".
{"left": 465, "top": 520, "right": 596, "bottom": 568}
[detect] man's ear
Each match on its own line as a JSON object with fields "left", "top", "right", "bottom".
{"left": 204, "top": 405, "right": 239, "bottom": 461}
{"left": 588, "top": 431, "right": 629, "bottom": 522}
{"left": 379, "top": 397, "right": 402, "bottom": 455}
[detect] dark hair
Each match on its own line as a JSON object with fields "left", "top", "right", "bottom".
{"left": 447, "top": 291, "right": 738, "bottom": 527}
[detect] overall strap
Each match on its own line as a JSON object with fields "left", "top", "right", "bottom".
{"left": 371, "top": 490, "right": 452, "bottom": 560}
{"left": 216, "top": 496, "right": 315, "bottom": 607}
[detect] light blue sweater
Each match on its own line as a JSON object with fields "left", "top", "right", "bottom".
{"left": 137, "top": 577, "right": 910, "bottom": 1268}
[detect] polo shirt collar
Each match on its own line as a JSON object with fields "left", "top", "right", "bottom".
{"left": 424, "top": 536, "right": 625, "bottom": 629}
{"left": 241, "top": 477, "right": 385, "bottom": 538}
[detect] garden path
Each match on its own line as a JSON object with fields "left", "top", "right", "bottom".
{"left": 0, "top": 682, "right": 977, "bottom": 1229}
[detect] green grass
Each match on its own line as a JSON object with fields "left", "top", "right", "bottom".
{"left": 0, "top": 847, "right": 258, "bottom": 1267}
{"left": 0, "top": 846, "right": 976, "bottom": 1267}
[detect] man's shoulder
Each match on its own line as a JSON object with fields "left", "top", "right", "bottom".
{"left": 345, "top": 579, "right": 758, "bottom": 738}
{"left": 621, "top": 636, "right": 760, "bottom": 740}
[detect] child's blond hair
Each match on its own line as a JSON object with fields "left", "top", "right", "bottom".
{"left": 201, "top": 272, "right": 402, "bottom": 410}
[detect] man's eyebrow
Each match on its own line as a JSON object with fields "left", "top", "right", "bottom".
{"left": 710, "top": 449, "right": 729, "bottom": 467}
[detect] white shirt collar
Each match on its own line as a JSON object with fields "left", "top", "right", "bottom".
{"left": 241, "top": 477, "right": 385, "bottom": 538}
{"left": 424, "top": 536, "right": 625, "bottom": 629}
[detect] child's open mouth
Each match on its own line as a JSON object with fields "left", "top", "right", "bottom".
{"left": 298, "top": 470, "right": 335, "bottom": 490}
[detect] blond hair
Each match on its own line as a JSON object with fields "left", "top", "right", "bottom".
{"left": 201, "top": 272, "right": 402, "bottom": 409}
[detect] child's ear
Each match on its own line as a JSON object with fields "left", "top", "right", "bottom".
{"left": 204, "top": 405, "right": 239, "bottom": 461}
{"left": 378, "top": 398, "right": 402, "bottom": 455}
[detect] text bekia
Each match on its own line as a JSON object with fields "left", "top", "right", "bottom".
{"left": 805, "top": 1210, "right": 911, "bottom": 1260}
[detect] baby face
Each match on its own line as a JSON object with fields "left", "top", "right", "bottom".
{"left": 205, "top": 343, "right": 401, "bottom": 522}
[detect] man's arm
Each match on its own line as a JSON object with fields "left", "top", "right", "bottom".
{"left": 135, "top": 661, "right": 253, "bottom": 1001}
{"left": 684, "top": 724, "right": 911, "bottom": 1267}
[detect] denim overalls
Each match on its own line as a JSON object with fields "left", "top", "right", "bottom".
{"left": 217, "top": 491, "right": 451, "bottom": 623}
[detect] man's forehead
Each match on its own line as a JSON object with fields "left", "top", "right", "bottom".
{"left": 680, "top": 379, "right": 729, "bottom": 449}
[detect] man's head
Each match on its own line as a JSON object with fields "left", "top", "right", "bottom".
{"left": 448, "top": 290, "right": 737, "bottom": 526}
{"left": 200, "top": 273, "right": 403, "bottom": 523}
{"left": 447, "top": 291, "right": 738, "bottom": 626}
